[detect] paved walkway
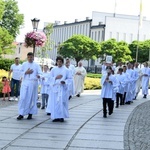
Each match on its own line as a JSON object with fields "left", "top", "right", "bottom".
{"left": 0, "top": 90, "right": 149, "bottom": 150}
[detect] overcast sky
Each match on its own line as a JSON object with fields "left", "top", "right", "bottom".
{"left": 16, "top": 0, "right": 150, "bottom": 42}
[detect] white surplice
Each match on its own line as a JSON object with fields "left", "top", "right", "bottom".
{"left": 18, "top": 61, "right": 42, "bottom": 116}
{"left": 74, "top": 66, "right": 87, "bottom": 95}
{"left": 141, "top": 67, "right": 150, "bottom": 95}
{"left": 101, "top": 74, "right": 118, "bottom": 99}
{"left": 48, "top": 66, "right": 72, "bottom": 120}
{"left": 125, "top": 69, "right": 134, "bottom": 102}
{"left": 68, "top": 64, "right": 75, "bottom": 96}
{"left": 134, "top": 67, "right": 142, "bottom": 96}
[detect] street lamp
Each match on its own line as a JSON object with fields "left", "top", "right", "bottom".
{"left": 31, "top": 18, "right": 40, "bottom": 31}
{"left": 31, "top": 18, "right": 40, "bottom": 55}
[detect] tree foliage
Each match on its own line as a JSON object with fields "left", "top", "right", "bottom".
{"left": 1, "top": 0, "right": 24, "bottom": 38}
{"left": 37, "top": 23, "right": 53, "bottom": 60}
{"left": 100, "top": 39, "right": 132, "bottom": 63}
{"left": 0, "top": 0, "right": 5, "bottom": 20}
{"left": 58, "top": 35, "right": 101, "bottom": 65}
{"left": 129, "top": 40, "right": 150, "bottom": 63}
{"left": 0, "top": 27, "right": 14, "bottom": 56}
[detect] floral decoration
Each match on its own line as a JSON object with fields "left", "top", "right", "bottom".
{"left": 24, "top": 31, "right": 47, "bottom": 47}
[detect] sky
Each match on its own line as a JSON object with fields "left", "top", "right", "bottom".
{"left": 16, "top": 0, "right": 150, "bottom": 42}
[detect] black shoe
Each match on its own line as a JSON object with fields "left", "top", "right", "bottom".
{"left": 17, "top": 115, "right": 23, "bottom": 120}
{"left": 69, "top": 96, "right": 72, "bottom": 100}
{"left": 52, "top": 119, "right": 60, "bottom": 122}
{"left": 115, "top": 106, "right": 119, "bottom": 108}
{"left": 143, "top": 95, "right": 147, "bottom": 98}
{"left": 27, "top": 114, "right": 32, "bottom": 120}
{"left": 76, "top": 94, "right": 80, "bottom": 97}
{"left": 125, "top": 101, "right": 131, "bottom": 104}
{"left": 60, "top": 118, "right": 64, "bottom": 122}
{"left": 47, "top": 113, "right": 51, "bottom": 116}
{"left": 109, "top": 112, "right": 112, "bottom": 115}
{"left": 41, "top": 107, "right": 45, "bottom": 109}
{"left": 133, "top": 97, "right": 136, "bottom": 100}
{"left": 103, "top": 115, "right": 107, "bottom": 118}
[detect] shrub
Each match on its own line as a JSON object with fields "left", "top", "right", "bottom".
{"left": 0, "top": 58, "right": 24, "bottom": 71}
{"left": 0, "top": 69, "right": 9, "bottom": 80}
{"left": 87, "top": 73, "right": 102, "bottom": 78}
{"left": 84, "top": 77, "right": 101, "bottom": 90}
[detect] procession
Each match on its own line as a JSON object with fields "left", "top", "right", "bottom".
{"left": 1, "top": 53, "right": 150, "bottom": 122}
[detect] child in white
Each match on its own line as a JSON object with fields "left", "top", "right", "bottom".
{"left": 40, "top": 65, "right": 50, "bottom": 109}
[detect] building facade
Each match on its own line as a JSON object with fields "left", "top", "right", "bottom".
{"left": 46, "top": 11, "right": 150, "bottom": 66}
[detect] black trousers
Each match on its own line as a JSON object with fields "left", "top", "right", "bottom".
{"left": 122, "top": 92, "right": 126, "bottom": 105}
{"left": 103, "top": 98, "right": 113, "bottom": 116}
{"left": 116, "top": 93, "right": 123, "bottom": 107}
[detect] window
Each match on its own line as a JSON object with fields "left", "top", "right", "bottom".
{"left": 123, "top": 33, "right": 126, "bottom": 41}
{"left": 110, "top": 32, "right": 112, "bottom": 39}
{"left": 116, "top": 32, "right": 119, "bottom": 41}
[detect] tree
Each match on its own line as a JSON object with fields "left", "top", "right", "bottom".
{"left": 0, "top": 27, "right": 14, "bottom": 56}
{"left": 1, "top": 0, "right": 24, "bottom": 38}
{"left": 100, "top": 39, "right": 132, "bottom": 63}
{"left": 58, "top": 35, "right": 101, "bottom": 65}
{"left": 0, "top": 0, "right": 5, "bottom": 20}
{"left": 129, "top": 40, "right": 150, "bottom": 63}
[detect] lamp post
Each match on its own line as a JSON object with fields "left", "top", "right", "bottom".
{"left": 31, "top": 18, "right": 40, "bottom": 56}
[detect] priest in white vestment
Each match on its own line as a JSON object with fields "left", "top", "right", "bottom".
{"left": 125, "top": 63, "right": 134, "bottom": 104}
{"left": 49, "top": 56, "right": 72, "bottom": 122}
{"left": 17, "top": 52, "right": 42, "bottom": 120}
{"left": 74, "top": 61, "right": 87, "bottom": 97}
{"left": 141, "top": 62, "right": 150, "bottom": 98}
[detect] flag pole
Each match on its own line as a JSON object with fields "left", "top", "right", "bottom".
{"left": 135, "top": 0, "right": 143, "bottom": 62}
{"left": 114, "top": 0, "right": 117, "bottom": 17}
{"left": 135, "top": 22, "right": 140, "bottom": 62}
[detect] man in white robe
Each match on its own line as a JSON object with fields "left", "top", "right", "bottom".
{"left": 133, "top": 62, "right": 142, "bottom": 99}
{"left": 116, "top": 68, "right": 126, "bottom": 107}
{"left": 65, "top": 59, "right": 75, "bottom": 99}
{"left": 17, "top": 52, "right": 42, "bottom": 120}
{"left": 141, "top": 62, "right": 150, "bottom": 98}
{"left": 125, "top": 63, "right": 134, "bottom": 104}
{"left": 49, "top": 56, "right": 72, "bottom": 122}
{"left": 74, "top": 61, "right": 87, "bottom": 97}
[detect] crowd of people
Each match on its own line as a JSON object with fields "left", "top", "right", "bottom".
{"left": 1, "top": 52, "right": 87, "bottom": 122}
{"left": 101, "top": 61, "right": 150, "bottom": 118}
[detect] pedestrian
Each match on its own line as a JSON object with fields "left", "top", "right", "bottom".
{"left": 116, "top": 68, "right": 126, "bottom": 107}
{"left": 48, "top": 56, "right": 72, "bottom": 122}
{"left": 101, "top": 66, "right": 118, "bottom": 118}
{"left": 141, "top": 62, "right": 150, "bottom": 98}
{"left": 17, "top": 52, "right": 42, "bottom": 120}
{"left": 74, "top": 61, "right": 87, "bottom": 97}
{"left": 134, "top": 62, "right": 142, "bottom": 99}
{"left": 39, "top": 65, "right": 50, "bottom": 109}
{"left": 8, "top": 57, "right": 22, "bottom": 101}
{"left": 125, "top": 63, "right": 134, "bottom": 104}
{"left": 65, "top": 59, "right": 75, "bottom": 99}
{"left": 1, "top": 76, "right": 11, "bottom": 101}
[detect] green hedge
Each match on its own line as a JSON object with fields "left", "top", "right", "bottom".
{"left": 0, "top": 58, "right": 24, "bottom": 71}
{"left": 87, "top": 73, "right": 102, "bottom": 78}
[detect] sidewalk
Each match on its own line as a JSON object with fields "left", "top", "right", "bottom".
{"left": 0, "top": 90, "right": 149, "bottom": 150}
